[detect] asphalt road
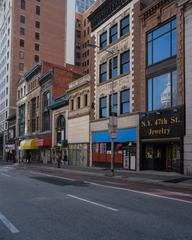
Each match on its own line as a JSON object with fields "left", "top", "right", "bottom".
{"left": 0, "top": 164, "right": 192, "bottom": 240}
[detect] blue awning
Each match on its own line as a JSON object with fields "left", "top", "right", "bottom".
{"left": 92, "top": 128, "right": 137, "bottom": 143}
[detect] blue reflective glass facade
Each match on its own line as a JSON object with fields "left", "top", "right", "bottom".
{"left": 147, "top": 18, "right": 176, "bottom": 66}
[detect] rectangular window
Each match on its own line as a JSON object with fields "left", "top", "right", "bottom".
{"left": 120, "top": 89, "right": 130, "bottom": 114}
{"left": 100, "top": 62, "right": 107, "bottom": 83}
{"left": 20, "top": 39, "right": 25, "bottom": 47}
{"left": 120, "top": 50, "right": 130, "bottom": 74}
{"left": 120, "top": 16, "right": 130, "bottom": 36}
{"left": 147, "top": 18, "right": 177, "bottom": 66}
{"left": 77, "top": 97, "right": 81, "bottom": 109}
{"left": 84, "top": 94, "right": 88, "bottom": 107}
{"left": 21, "top": 0, "right": 25, "bottom": 10}
{"left": 109, "top": 93, "right": 118, "bottom": 116}
{"left": 35, "top": 43, "right": 39, "bottom": 51}
{"left": 31, "top": 98, "right": 36, "bottom": 132}
{"left": 19, "top": 104, "right": 25, "bottom": 136}
{"left": 19, "top": 63, "right": 24, "bottom": 71}
{"left": 35, "top": 21, "right": 40, "bottom": 28}
{"left": 71, "top": 99, "right": 74, "bottom": 111}
{"left": 100, "top": 96, "right": 107, "bottom": 118}
{"left": 147, "top": 70, "right": 177, "bottom": 111}
{"left": 34, "top": 55, "right": 39, "bottom": 62}
{"left": 100, "top": 31, "right": 107, "bottom": 49}
{"left": 20, "top": 27, "right": 25, "bottom": 36}
{"left": 20, "top": 15, "right": 25, "bottom": 24}
{"left": 36, "top": 5, "right": 40, "bottom": 15}
{"left": 109, "top": 56, "right": 118, "bottom": 79}
{"left": 109, "top": 24, "right": 118, "bottom": 43}
{"left": 35, "top": 32, "right": 40, "bottom": 40}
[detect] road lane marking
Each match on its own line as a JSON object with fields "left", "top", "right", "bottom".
{"left": 85, "top": 181, "right": 192, "bottom": 205}
{"left": 67, "top": 194, "right": 118, "bottom": 212}
{"left": 0, "top": 212, "right": 19, "bottom": 234}
{"left": 29, "top": 171, "right": 75, "bottom": 181}
{"left": 1, "top": 173, "right": 11, "bottom": 177}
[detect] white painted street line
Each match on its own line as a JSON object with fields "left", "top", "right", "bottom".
{"left": 1, "top": 173, "right": 11, "bottom": 177}
{"left": 85, "top": 181, "right": 192, "bottom": 205}
{"left": 0, "top": 212, "right": 19, "bottom": 234}
{"left": 67, "top": 194, "right": 119, "bottom": 212}
{"left": 30, "top": 171, "right": 75, "bottom": 181}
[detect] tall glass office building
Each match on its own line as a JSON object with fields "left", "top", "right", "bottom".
{"left": 76, "top": 0, "right": 95, "bottom": 13}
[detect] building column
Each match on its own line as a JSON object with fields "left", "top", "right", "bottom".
{"left": 184, "top": 4, "right": 192, "bottom": 175}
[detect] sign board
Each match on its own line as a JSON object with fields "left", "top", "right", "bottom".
{"left": 140, "top": 106, "right": 184, "bottom": 139}
{"left": 110, "top": 132, "right": 117, "bottom": 139}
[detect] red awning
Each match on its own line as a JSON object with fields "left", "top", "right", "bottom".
{"left": 36, "top": 138, "right": 52, "bottom": 147}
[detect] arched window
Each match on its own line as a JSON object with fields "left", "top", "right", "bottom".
{"left": 56, "top": 115, "right": 65, "bottom": 144}
{"left": 43, "top": 91, "right": 51, "bottom": 131}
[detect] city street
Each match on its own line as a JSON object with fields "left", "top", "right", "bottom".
{"left": 0, "top": 163, "right": 192, "bottom": 240}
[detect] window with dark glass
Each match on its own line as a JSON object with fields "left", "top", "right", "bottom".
{"left": 35, "top": 21, "right": 40, "bottom": 28}
{"left": 35, "top": 43, "right": 39, "bottom": 51}
{"left": 34, "top": 55, "right": 39, "bottom": 62}
{"left": 147, "top": 18, "right": 176, "bottom": 66}
{"left": 109, "top": 56, "right": 118, "bottom": 79}
{"left": 100, "top": 31, "right": 107, "bottom": 49}
{"left": 100, "top": 62, "right": 107, "bottom": 83}
{"left": 20, "top": 15, "right": 25, "bottom": 24}
{"left": 100, "top": 96, "right": 107, "bottom": 118}
{"left": 109, "top": 93, "right": 118, "bottom": 116}
{"left": 35, "top": 32, "right": 40, "bottom": 40}
{"left": 31, "top": 98, "right": 36, "bottom": 132}
{"left": 120, "top": 16, "right": 130, "bottom": 36}
{"left": 57, "top": 115, "right": 65, "bottom": 144}
{"left": 120, "top": 89, "right": 130, "bottom": 114}
{"left": 120, "top": 50, "right": 130, "bottom": 74}
{"left": 36, "top": 5, "right": 40, "bottom": 15}
{"left": 84, "top": 94, "right": 88, "bottom": 107}
{"left": 19, "top": 104, "right": 25, "bottom": 136}
{"left": 77, "top": 96, "right": 81, "bottom": 109}
{"left": 71, "top": 99, "right": 74, "bottom": 110}
{"left": 21, "top": 0, "right": 25, "bottom": 10}
{"left": 20, "top": 39, "right": 25, "bottom": 47}
{"left": 20, "top": 27, "right": 25, "bottom": 36}
{"left": 43, "top": 92, "right": 51, "bottom": 131}
{"left": 148, "top": 70, "right": 177, "bottom": 111}
{"left": 109, "top": 24, "right": 118, "bottom": 43}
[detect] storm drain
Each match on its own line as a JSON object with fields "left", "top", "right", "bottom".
{"left": 32, "top": 176, "right": 89, "bottom": 187}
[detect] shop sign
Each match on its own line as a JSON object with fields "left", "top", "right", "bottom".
{"left": 140, "top": 106, "right": 184, "bottom": 139}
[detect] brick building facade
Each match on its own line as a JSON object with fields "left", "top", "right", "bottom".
{"left": 16, "top": 61, "right": 82, "bottom": 163}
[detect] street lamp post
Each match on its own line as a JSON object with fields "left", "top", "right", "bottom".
{"left": 88, "top": 44, "right": 117, "bottom": 176}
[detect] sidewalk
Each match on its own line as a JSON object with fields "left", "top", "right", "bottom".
{"left": 14, "top": 161, "right": 192, "bottom": 190}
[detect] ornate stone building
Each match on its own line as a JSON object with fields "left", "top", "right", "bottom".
{"left": 88, "top": 0, "right": 141, "bottom": 169}
{"left": 177, "top": 0, "right": 192, "bottom": 175}
{"left": 67, "top": 74, "right": 91, "bottom": 166}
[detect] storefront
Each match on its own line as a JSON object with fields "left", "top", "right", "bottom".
{"left": 140, "top": 106, "right": 185, "bottom": 173}
{"left": 92, "top": 128, "right": 137, "bottom": 170}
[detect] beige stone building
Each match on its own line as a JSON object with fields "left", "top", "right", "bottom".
{"left": 67, "top": 74, "right": 91, "bottom": 166}
{"left": 177, "top": 0, "right": 192, "bottom": 175}
{"left": 88, "top": 0, "right": 140, "bottom": 169}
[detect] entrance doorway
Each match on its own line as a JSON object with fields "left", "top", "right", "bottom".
{"left": 142, "top": 142, "right": 181, "bottom": 173}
